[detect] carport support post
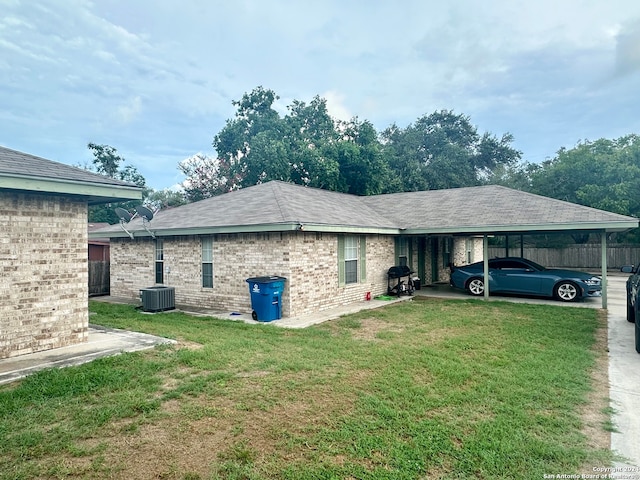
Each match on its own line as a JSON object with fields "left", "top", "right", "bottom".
{"left": 483, "top": 234, "right": 490, "bottom": 300}
{"left": 601, "top": 231, "right": 607, "bottom": 309}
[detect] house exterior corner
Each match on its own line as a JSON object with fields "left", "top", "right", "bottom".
{"left": 0, "top": 192, "right": 89, "bottom": 358}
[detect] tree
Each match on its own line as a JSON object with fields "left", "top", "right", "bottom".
{"left": 528, "top": 135, "right": 640, "bottom": 242}
{"left": 285, "top": 96, "right": 341, "bottom": 190}
{"left": 381, "top": 110, "right": 521, "bottom": 191}
{"left": 145, "top": 188, "right": 188, "bottom": 210}
{"left": 211, "top": 88, "right": 343, "bottom": 191}
{"left": 179, "top": 153, "right": 235, "bottom": 202}
{"left": 213, "top": 86, "right": 286, "bottom": 187}
{"left": 85, "top": 143, "right": 148, "bottom": 223}
{"left": 186, "top": 89, "right": 520, "bottom": 200}
{"left": 334, "top": 118, "right": 394, "bottom": 195}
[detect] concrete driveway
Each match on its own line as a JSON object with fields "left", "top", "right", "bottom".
{"left": 607, "top": 275, "right": 640, "bottom": 468}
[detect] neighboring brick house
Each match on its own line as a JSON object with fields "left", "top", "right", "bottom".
{"left": 92, "top": 181, "right": 638, "bottom": 317}
{"left": 0, "top": 146, "right": 142, "bottom": 358}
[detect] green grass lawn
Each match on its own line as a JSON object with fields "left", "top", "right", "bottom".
{"left": 0, "top": 298, "right": 612, "bottom": 479}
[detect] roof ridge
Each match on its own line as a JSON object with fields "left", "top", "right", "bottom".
{"left": 270, "top": 181, "right": 289, "bottom": 222}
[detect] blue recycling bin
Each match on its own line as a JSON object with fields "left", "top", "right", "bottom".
{"left": 246, "top": 276, "right": 286, "bottom": 322}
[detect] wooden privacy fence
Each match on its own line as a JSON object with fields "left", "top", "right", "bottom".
{"left": 89, "top": 261, "right": 110, "bottom": 296}
{"left": 488, "top": 245, "right": 640, "bottom": 270}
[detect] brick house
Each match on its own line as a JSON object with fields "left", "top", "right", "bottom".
{"left": 0, "top": 146, "right": 142, "bottom": 358}
{"left": 92, "top": 181, "right": 638, "bottom": 317}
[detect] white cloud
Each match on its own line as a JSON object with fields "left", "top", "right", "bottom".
{"left": 116, "top": 96, "right": 143, "bottom": 124}
{"left": 322, "top": 90, "right": 352, "bottom": 122}
{"left": 614, "top": 20, "right": 640, "bottom": 76}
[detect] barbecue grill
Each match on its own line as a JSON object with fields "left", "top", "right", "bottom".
{"left": 387, "top": 265, "right": 414, "bottom": 297}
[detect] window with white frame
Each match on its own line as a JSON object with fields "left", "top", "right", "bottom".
{"left": 202, "top": 237, "right": 213, "bottom": 288}
{"left": 339, "top": 235, "right": 366, "bottom": 286}
{"left": 344, "top": 236, "right": 359, "bottom": 284}
{"left": 155, "top": 239, "right": 164, "bottom": 284}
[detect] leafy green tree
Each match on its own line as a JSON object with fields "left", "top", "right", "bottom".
{"left": 145, "top": 188, "right": 188, "bottom": 210}
{"left": 285, "top": 96, "right": 341, "bottom": 190}
{"left": 84, "top": 143, "right": 148, "bottom": 223}
{"left": 334, "top": 118, "right": 393, "bottom": 195}
{"left": 489, "top": 162, "right": 540, "bottom": 192}
{"left": 209, "top": 88, "right": 342, "bottom": 192}
{"left": 179, "top": 154, "right": 235, "bottom": 202}
{"left": 530, "top": 136, "right": 640, "bottom": 216}
{"left": 213, "top": 86, "right": 286, "bottom": 187}
{"left": 382, "top": 110, "right": 521, "bottom": 191}
{"left": 526, "top": 135, "right": 640, "bottom": 242}
{"left": 188, "top": 89, "right": 520, "bottom": 200}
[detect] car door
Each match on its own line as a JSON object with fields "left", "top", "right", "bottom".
{"left": 490, "top": 259, "right": 543, "bottom": 294}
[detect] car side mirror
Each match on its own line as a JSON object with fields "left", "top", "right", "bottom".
{"left": 621, "top": 265, "right": 635, "bottom": 274}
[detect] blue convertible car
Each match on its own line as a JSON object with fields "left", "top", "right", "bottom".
{"left": 450, "top": 257, "right": 602, "bottom": 302}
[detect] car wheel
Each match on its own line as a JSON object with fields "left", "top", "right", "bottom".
{"left": 467, "top": 278, "right": 484, "bottom": 296}
{"left": 554, "top": 281, "right": 578, "bottom": 302}
{"left": 627, "top": 295, "right": 636, "bottom": 323}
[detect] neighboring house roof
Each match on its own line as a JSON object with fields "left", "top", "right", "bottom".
{"left": 90, "top": 181, "right": 639, "bottom": 239}
{"left": 0, "top": 146, "right": 143, "bottom": 204}
{"left": 88, "top": 223, "right": 111, "bottom": 244}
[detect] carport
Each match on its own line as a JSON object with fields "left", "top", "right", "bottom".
{"left": 365, "top": 185, "right": 640, "bottom": 309}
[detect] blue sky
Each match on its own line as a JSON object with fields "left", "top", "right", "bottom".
{"left": 2, "top": 0, "right": 640, "bottom": 190}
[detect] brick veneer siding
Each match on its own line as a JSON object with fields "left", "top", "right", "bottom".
{"left": 110, "top": 232, "right": 395, "bottom": 318}
{"left": 0, "top": 192, "right": 88, "bottom": 359}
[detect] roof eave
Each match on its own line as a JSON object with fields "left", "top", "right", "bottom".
{"left": 404, "top": 221, "right": 640, "bottom": 235}
{"left": 0, "top": 174, "right": 143, "bottom": 204}
{"left": 89, "top": 222, "right": 401, "bottom": 239}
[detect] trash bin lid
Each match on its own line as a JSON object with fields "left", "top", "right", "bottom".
{"left": 246, "top": 276, "right": 287, "bottom": 284}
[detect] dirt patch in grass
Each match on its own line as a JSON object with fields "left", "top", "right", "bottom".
{"left": 174, "top": 339, "right": 204, "bottom": 350}
{"left": 349, "top": 317, "right": 405, "bottom": 341}
{"left": 64, "top": 368, "right": 370, "bottom": 479}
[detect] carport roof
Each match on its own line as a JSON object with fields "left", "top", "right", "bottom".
{"left": 90, "top": 181, "right": 639, "bottom": 239}
{"left": 0, "top": 146, "right": 142, "bottom": 205}
{"left": 363, "top": 185, "right": 639, "bottom": 234}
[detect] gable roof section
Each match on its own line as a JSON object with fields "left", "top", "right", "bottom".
{"left": 362, "top": 185, "right": 638, "bottom": 234}
{"left": 91, "top": 181, "right": 639, "bottom": 239}
{"left": 0, "top": 146, "right": 142, "bottom": 205}
{"left": 97, "top": 181, "right": 399, "bottom": 237}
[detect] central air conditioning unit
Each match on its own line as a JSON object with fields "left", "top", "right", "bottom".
{"left": 140, "top": 286, "right": 176, "bottom": 312}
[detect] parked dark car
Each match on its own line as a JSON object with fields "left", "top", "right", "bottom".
{"left": 620, "top": 264, "right": 640, "bottom": 353}
{"left": 450, "top": 257, "right": 602, "bottom": 302}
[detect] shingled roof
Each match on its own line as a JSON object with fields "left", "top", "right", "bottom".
{"left": 92, "top": 180, "right": 639, "bottom": 238}
{"left": 362, "top": 185, "right": 638, "bottom": 234}
{"left": 0, "top": 146, "right": 143, "bottom": 204}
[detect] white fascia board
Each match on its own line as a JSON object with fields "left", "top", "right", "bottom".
{"left": 405, "top": 221, "right": 639, "bottom": 235}
{"left": 88, "top": 222, "right": 401, "bottom": 239}
{"left": 0, "top": 175, "right": 142, "bottom": 203}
